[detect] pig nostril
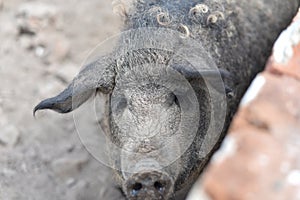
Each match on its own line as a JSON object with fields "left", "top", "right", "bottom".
{"left": 130, "top": 182, "right": 143, "bottom": 196}
{"left": 154, "top": 181, "right": 165, "bottom": 192}
{"left": 126, "top": 171, "right": 172, "bottom": 197}
{"left": 132, "top": 182, "right": 143, "bottom": 191}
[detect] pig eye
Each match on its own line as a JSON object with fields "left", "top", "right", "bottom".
{"left": 129, "top": 182, "right": 143, "bottom": 197}
{"left": 174, "top": 95, "right": 179, "bottom": 106}
{"left": 154, "top": 181, "right": 165, "bottom": 193}
{"left": 166, "top": 93, "right": 180, "bottom": 107}
{"left": 116, "top": 97, "right": 128, "bottom": 110}
{"left": 111, "top": 96, "right": 128, "bottom": 113}
{"left": 172, "top": 93, "right": 180, "bottom": 107}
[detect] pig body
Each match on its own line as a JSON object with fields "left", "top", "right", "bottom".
{"left": 35, "top": 0, "right": 300, "bottom": 199}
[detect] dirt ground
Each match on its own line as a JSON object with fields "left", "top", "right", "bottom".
{"left": 0, "top": 0, "right": 128, "bottom": 199}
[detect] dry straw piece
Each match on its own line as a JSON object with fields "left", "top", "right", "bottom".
{"left": 178, "top": 24, "right": 190, "bottom": 38}
{"left": 156, "top": 12, "right": 171, "bottom": 26}
{"left": 189, "top": 4, "right": 209, "bottom": 16}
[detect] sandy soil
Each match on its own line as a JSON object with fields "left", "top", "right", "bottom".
{"left": 0, "top": 0, "right": 128, "bottom": 199}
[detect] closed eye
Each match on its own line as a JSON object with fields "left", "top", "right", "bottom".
{"left": 111, "top": 96, "right": 128, "bottom": 113}
{"left": 165, "top": 93, "right": 180, "bottom": 107}
{"left": 174, "top": 95, "right": 179, "bottom": 106}
{"left": 117, "top": 97, "right": 128, "bottom": 110}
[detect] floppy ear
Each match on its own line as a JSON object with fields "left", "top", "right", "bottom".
{"left": 34, "top": 57, "right": 116, "bottom": 115}
{"left": 172, "top": 64, "right": 238, "bottom": 96}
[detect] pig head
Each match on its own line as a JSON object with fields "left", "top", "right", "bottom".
{"left": 34, "top": 45, "right": 232, "bottom": 200}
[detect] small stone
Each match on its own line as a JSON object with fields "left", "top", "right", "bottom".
{"left": 32, "top": 32, "right": 70, "bottom": 63}
{"left": 66, "top": 178, "right": 77, "bottom": 187}
{"left": 35, "top": 45, "right": 47, "bottom": 58}
{"left": 1, "top": 168, "right": 16, "bottom": 177}
{"left": 0, "top": 124, "right": 20, "bottom": 147}
{"left": 21, "top": 163, "right": 28, "bottom": 173}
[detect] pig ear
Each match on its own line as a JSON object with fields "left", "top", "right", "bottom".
{"left": 172, "top": 65, "right": 237, "bottom": 96}
{"left": 34, "top": 58, "right": 116, "bottom": 115}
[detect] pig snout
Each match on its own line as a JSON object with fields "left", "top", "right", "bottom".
{"left": 122, "top": 158, "right": 175, "bottom": 199}
{"left": 124, "top": 170, "right": 173, "bottom": 200}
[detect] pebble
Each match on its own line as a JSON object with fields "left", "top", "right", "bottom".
{"left": 66, "top": 178, "right": 77, "bottom": 187}
{"left": 30, "top": 32, "right": 70, "bottom": 63}
{"left": 1, "top": 168, "right": 16, "bottom": 177}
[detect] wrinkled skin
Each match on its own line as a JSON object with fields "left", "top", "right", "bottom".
{"left": 34, "top": 0, "right": 300, "bottom": 199}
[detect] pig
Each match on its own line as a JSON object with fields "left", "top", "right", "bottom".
{"left": 34, "top": 0, "right": 300, "bottom": 199}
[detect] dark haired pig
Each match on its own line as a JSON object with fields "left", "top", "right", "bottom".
{"left": 34, "top": 0, "right": 300, "bottom": 199}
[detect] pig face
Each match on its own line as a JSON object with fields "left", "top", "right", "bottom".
{"left": 111, "top": 84, "right": 180, "bottom": 199}
{"left": 109, "top": 65, "right": 187, "bottom": 199}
